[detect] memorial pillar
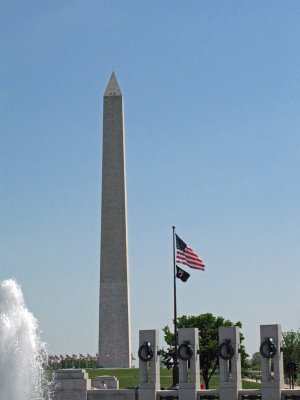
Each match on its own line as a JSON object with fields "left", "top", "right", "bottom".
{"left": 138, "top": 330, "right": 160, "bottom": 400}
{"left": 178, "top": 328, "right": 200, "bottom": 400}
{"left": 219, "top": 326, "right": 241, "bottom": 400}
{"left": 260, "top": 324, "right": 284, "bottom": 400}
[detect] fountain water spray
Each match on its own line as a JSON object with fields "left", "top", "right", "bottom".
{"left": 0, "top": 279, "right": 49, "bottom": 400}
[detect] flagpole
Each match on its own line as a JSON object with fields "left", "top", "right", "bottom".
{"left": 172, "top": 226, "right": 179, "bottom": 387}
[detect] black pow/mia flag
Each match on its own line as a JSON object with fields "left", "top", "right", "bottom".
{"left": 176, "top": 265, "right": 190, "bottom": 282}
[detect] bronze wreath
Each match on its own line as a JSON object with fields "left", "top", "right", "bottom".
{"left": 178, "top": 343, "right": 193, "bottom": 361}
{"left": 138, "top": 343, "right": 153, "bottom": 362}
{"left": 218, "top": 341, "right": 235, "bottom": 360}
{"left": 260, "top": 338, "right": 277, "bottom": 359}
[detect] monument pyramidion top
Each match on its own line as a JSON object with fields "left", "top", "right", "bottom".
{"left": 104, "top": 72, "right": 122, "bottom": 96}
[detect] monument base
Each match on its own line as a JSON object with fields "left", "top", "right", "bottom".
{"left": 53, "top": 369, "right": 91, "bottom": 400}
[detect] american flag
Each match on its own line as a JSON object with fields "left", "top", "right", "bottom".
{"left": 176, "top": 234, "right": 205, "bottom": 271}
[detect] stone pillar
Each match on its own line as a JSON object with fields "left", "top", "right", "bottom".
{"left": 138, "top": 330, "right": 160, "bottom": 400}
{"left": 260, "top": 324, "right": 284, "bottom": 400}
{"left": 219, "top": 326, "right": 241, "bottom": 400}
{"left": 52, "top": 369, "right": 91, "bottom": 400}
{"left": 178, "top": 328, "right": 200, "bottom": 400}
{"left": 98, "top": 72, "right": 131, "bottom": 368}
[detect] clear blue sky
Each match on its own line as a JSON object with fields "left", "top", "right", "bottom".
{"left": 1, "top": 1, "right": 300, "bottom": 359}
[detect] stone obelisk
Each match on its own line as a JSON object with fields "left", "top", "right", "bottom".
{"left": 98, "top": 73, "right": 131, "bottom": 368}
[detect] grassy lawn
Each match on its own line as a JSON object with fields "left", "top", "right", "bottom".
{"left": 87, "top": 368, "right": 140, "bottom": 388}
{"left": 86, "top": 368, "right": 261, "bottom": 389}
{"left": 242, "top": 380, "right": 261, "bottom": 389}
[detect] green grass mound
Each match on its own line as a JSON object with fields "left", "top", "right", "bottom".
{"left": 86, "top": 368, "right": 261, "bottom": 390}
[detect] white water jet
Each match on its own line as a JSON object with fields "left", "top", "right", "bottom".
{"left": 0, "top": 279, "right": 48, "bottom": 400}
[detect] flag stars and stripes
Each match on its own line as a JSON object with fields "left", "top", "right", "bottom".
{"left": 175, "top": 234, "right": 205, "bottom": 271}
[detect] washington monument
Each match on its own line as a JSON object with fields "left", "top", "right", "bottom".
{"left": 98, "top": 73, "right": 131, "bottom": 368}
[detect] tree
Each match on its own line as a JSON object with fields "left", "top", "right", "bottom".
{"left": 249, "top": 352, "right": 261, "bottom": 371}
{"left": 282, "top": 330, "right": 300, "bottom": 386}
{"left": 163, "top": 313, "right": 248, "bottom": 389}
{"left": 283, "top": 330, "right": 300, "bottom": 366}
